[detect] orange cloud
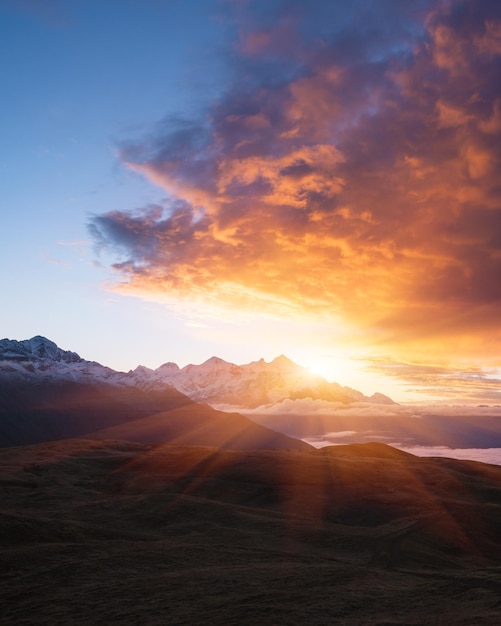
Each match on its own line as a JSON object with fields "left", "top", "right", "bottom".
{"left": 90, "top": 0, "right": 501, "bottom": 367}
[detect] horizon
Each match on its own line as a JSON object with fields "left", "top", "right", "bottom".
{"left": 3, "top": 333, "right": 500, "bottom": 409}
{"left": 3, "top": 332, "right": 501, "bottom": 467}
{"left": 2, "top": 0, "right": 501, "bottom": 406}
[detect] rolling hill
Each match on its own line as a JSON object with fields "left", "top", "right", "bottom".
{"left": 1, "top": 439, "right": 501, "bottom": 624}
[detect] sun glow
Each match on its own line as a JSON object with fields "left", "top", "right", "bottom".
{"left": 298, "top": 351, "right": 393, "bottom": 397}
{"left": 302, "top": 355, "right": 353, "bottom": 384}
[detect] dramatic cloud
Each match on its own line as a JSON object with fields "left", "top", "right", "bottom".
{"left": 90, "top": 0, "right": 501, "bottom": 363}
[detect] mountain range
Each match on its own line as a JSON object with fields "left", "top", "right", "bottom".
{"left": 0, "top": 335, "right": 394, "bottom": 408}
{"left": 0, "top": 335, "right": 391, "bottom": 449}
{"left": 3, "top": 337, "right": 501, "bottom": 459}
{"left": 0, "top": 336, "right": 315, "bottom": 450}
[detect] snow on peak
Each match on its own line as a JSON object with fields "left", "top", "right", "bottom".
{"left": 0, "top": 336, "right": 122, "bottom": 386}
{"left": 200, "top": 356, "right": 232, "bottom": 368}
{"left": 157, "top": 362, "right": 180, "bottom": 371}
{"left": 0, "top": 336, "right": 82, "bottom": 363}
{"left": 0, "top": 336, "right": 395, "bottom": 407}
{"left": 271, "top": 354, "right": 295, "bottom": 367}
{"left": 369, "top": 392, "right": 395, "bottom": 405}
{"left": 132, "top": 365, "right": 154, "bottom": 375}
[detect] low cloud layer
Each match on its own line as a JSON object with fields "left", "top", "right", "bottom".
{"left": 388, "top": 445, "right": 501, "bottom": 466}
{"left": 236, "top": 397, "right": 415, "bottom": 418}
{"left": 239, "top": 398, "right": 501, "bottom": 418}
{"left": 302, "top": 439, "right": 501, "bottom": 466}
{"left": 239, "top": 398, "right": 501, "bottom": 464}
{"left": 90, "top": 0, "right": 501, "bottom": 365}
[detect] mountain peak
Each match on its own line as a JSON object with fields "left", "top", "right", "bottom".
{"left": 369, "top": 392, "right": 396, "bottom": 405}
{"left": 201, "top": 356, "right": 231, "bottom": 367}
{"left": 270, "top": 354, "right": 296, "bottom": 367}
{"left": 0, "top": 336, "right": 83, "bottom": 364}
{"left": 30, "top": 335, "right": 53, "bottom": 343}
{"left": 156, "top": 362, "right": 180, "bottom": 371}
{"left": 27, "top": 336, "right": 58, "bottom": 355}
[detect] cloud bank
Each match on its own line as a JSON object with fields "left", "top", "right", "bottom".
{"left": 90, "top": 0, "right": 501, "bottom": 362}
{"left": 302, "top": 439, "right": 501, "bottom": 466}
{"left": 238, "top": 398, "right": 501, "bottom": 465}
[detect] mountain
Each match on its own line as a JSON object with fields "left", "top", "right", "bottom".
{"left": 1, "top": 439, "right": 501, "bottom": 624}
{"left": 0, "top": 336, "right": 128, "bottom": 386}
{"left": 0, "top": 335, "right": 82, "bottom": 363}
{"left": 0, "top": 378, "right": 309, "bottom": 450}
{"left": 0, "top": 337, "right": 310, "bottom": 450}
{"left": 141, "top": 353, "right": 395, "bottom": 407}
{"left": 0, "top": 336, "right": 395, "bottom": 408}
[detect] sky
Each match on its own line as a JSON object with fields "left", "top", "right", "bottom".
{"left": 1, "top": 0, "right": 501, "bottom": 404}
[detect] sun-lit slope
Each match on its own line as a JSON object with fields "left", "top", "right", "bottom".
{"left": 2, "top": 439, "right": 501, "bottom": 624}
{"left": 2, "top": 439, "right": 500, "bottom": 565}
{"left": 113, "top": 440, "right": 501, "bottom": 568}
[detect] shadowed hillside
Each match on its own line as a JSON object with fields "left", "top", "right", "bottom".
{"left": 1, "top": 439, "right": 501, "bottom": 624}
{"left": 0, "top": 380, "right": 309, "bottom": 450}
{"left": 86, "top": 402, "right": 311, "bottom": 450}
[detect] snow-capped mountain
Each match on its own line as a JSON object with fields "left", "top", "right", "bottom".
{"left": 0, "top": 336, "right": 82, "bottom": 363}
{"left": 137, "top": 354, "right": 395, "bottom": 407}
{"left": 0, "top": 336, "right": 395, "bottom": 408}
{"left": 0, "top": 336, "right": 122, "bottom": 385}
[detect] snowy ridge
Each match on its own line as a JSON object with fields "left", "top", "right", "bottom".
{"left": 0, "top": 336, "right": 82, "bottom": 363}
{"left": 0, "top": 336, "right": 122, "bottom": 385}
{"left": 0, "top": 336, "right": 395, "bottom": 408}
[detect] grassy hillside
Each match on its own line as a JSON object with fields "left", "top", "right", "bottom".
{"left": 1, "top": 439, "right": 501, "bottom": 624}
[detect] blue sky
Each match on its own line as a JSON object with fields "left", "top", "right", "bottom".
{"left": 1, "top": 0, "right": 349, "bottom": 381}
{"left": 2, "top": 0, "right": 501, "bottom": 403}
{"left": 1, "top": 0, "right": 233, "bottom": 368}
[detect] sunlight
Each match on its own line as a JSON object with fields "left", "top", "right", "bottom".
{"left": 302, "top": 355, "right": 351, "bottom": 383}
{"left": 305, "top": 359, "right": 339, "bottom": 382}
{"left": 294, "top": 351, "right": 412, "bottom": 401}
